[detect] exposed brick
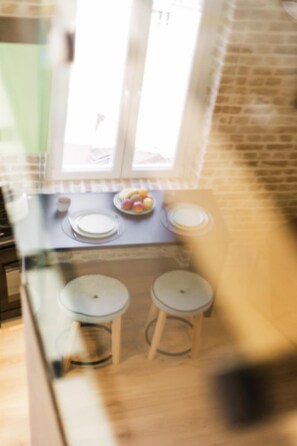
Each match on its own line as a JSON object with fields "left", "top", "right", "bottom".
{"left": 274, "top": 45, "right": 297, "bottom": 55}
{"left": 266, "top": 144, "right": 294, "bottom": 150}
{"left": 211, "top": 124, "right": 239, "bottom": 134}
{"left": 245, "top": 135, "right": 262, "bottom": 142}
{"left": 233, "top": 77, "right": 247, "bottom": 87}
{"left": 243, "top": 152, "right": 259, "bottom": 160}
{"left": 249, "top": 116, "right": 271, "bottom": 125}
{"left": 215, "top": 94, "right": 231, "bottom": 104}
{"left": 283, "top": 168, "right": 297, "bottom": 175}
{"left": 245, "top": 33, "right": 285, "bottom": 45}
{"left": 265, "top": 77, "right": 283, "bottom": 86}
{"left": 238, "top": 55, "right": 264, "bottom": 66}
{"left": 278, "top": 126, "right": 297, "bottom": 133}
{"left": 274, "top": 67, "right": 297, "bottom": 76}
{"left": 247, "top": 87, "right": 278, "bottom": 96}
{"left": 259, "top": 160, "right": 288, "bottom": 167}
{"left": 235, "top": 144, "right": 264, "bottom": 151}
{"left": 278, "top": 135, "right": 293, "bottom": 142}
{"left": 275, "top": 184, "right": 296, "bottom": 191}
{"left": 220, "top": 75, "right": 235, "bottom": 85}
{"left": 277, "top": 107, "right": 296, "bottom": 115}
{"left": 230, "top": 96, "right": 249, "bottom": 105}
{"left": 218, "top": 85, "right": 247, "bottom": 95}
{"left": 249, "top": 10, "right": 289, "bottom": 21}
{"left": 228, "top": 44, "right": 254, "bottom": 54}
{"left": 229, "top": 33, "right": 245, "bottom": 44}
{"left": 231, "top": 116, "right": 250, "bottom": 125}
{"left": 242, "top": 105, "right": 274, "bottom": 114}
{"left": 253, "top": 67, "right": 274, "bottom": 76}
{"left": 224, "top": 54, "right": 241, "bottom": 64}
{"left": 286, "top": 35, "right": 297, "bottom": 45}
{"left": 275, "top": 117, "right": 297, "bottom": 126}
{"left": 212, "top": 115, "right": 233, "bottom": 125}
{"left": 237, "top": 66, "right": 253, "bottom": 75}
{"left": 269, "top": 22, "right": 297, "bottom": 32}
{"left": 236, "top": 125, "right": 268, "bottom": 133}
{"left": 263, "top": 176, "right": 285, "bottom": 183}
{"left": 229, "top": 134, "right": 246, "bottom": 142}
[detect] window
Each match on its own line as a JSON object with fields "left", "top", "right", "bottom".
{"left": 47, "top": 0, "right": 221, "bottom": 180}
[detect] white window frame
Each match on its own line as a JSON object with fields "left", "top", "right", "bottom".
{"left": 46, "top": 0, "right": 225, "bottom": 181}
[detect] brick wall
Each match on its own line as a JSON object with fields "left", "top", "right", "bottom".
{"left": 199, "top": 0, "right": 297, "bottom": 240}
{"left": 0, "top": 1, "right": 55, "bottom": 17}
{"left": 0, "top": 154, "right": 45, "bottom": 193}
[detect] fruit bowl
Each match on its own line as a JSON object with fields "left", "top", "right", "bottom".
{"left": 113, "top": 188, "right": 155, "bottom": 215}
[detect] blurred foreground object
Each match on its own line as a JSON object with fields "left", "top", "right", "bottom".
{"left": 212, "top": 217, "right": 297, "bottom": 425}
{"left": 281, "top": 0, "right": 297, "bottom": 20}
{"left": 214, "top": 352, "right": 297, "bottom": 426}
{"left": 214, "top": 360, "right": 268, "bottom": 425}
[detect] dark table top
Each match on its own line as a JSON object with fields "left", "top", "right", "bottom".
{"left": 13, "top": 190, "right": 229, "bottom": 256}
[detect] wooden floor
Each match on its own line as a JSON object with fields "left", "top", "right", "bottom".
{"left": 2, "top": 254, "right": 297, "bottom": 445}
{"left": 0, "top": 320, "right": 30, "bottom": 445}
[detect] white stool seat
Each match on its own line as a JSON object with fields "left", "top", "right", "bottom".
{"left": 147, "top": 270, "right": 213, "bottom": 360}
{"left": 151, "top": 270, "right": 213, "bottom": 316}
{"left": 58, "top": 274, "right": 130, "bottom": 370}
{"left": 59, "top": 274, "right": 130, "bottom": 324}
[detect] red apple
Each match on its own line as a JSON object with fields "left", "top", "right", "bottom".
{"left": 121, "top": 198, "right": 133, "bottom": 210}
{"left": 132, "top": 201, "right": 144, "bottom": 213}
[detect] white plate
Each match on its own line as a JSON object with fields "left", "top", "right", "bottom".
{"left": 68, "top": 210, "right": 120, "bottom": 239}
{"left": 71, "top": 223, "right": 117, "bottom": 239}
{"left": 76, "top": 213, "right": 116, "bottom": 235}
{"left": 170, "top": 214, "right": 210, "bottom": 231}
{"left": 113, "top": 193, "right": 155, "bottom": 215}
{"left": 168, "top": 204, "right": 208, "bottom": 230}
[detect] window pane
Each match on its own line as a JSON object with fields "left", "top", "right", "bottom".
{"left": 62, "top": 0, "right": 132, "bottom": 172}
{"left": 133, "top": 0, "right": 202, "bottom": 169}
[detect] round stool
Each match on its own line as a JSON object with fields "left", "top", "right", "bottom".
{"left": 58, "top": 274, "right": 130, "bottom": 371}
{"left": 146, "top": 270, "right": 213, "bottom": 360}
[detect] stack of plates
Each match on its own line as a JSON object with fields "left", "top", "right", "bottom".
{"left": 167, "top": 203, "right": 210, "bottom": 232}
{"left": 68, "top": 210, "right": 119, "bottom": 239}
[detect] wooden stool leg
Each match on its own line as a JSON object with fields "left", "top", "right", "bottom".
{"left": 145, "top": 303, "right": 159, "bottom": 328}
{"left": 191, "top": 313, "right": 203, "bottom": 359}
{"left": 64, "top": 320, "right": 80, "bottom": 373}
{"left": 112, "top": 316, "right": 122, "bottom": 365}
{"left": 148, "top": 311, "right": 167, "bottom": 360}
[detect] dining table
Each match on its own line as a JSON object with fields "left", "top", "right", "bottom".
{"left": 13, "top": 189, "right": 227, "bottom": 249}
{"left": 13, "top": 189, "right": 229, "bottom": 300}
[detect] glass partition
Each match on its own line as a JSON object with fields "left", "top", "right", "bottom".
{"left": 3, "top": 1, "right": 297, "bottom": 445}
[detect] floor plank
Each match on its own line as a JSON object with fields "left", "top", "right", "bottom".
{"left": 0, "top": 321, "right": 30, "bottom": 446}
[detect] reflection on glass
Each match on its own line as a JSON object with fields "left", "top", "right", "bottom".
{"left": 62, "top": 0, "right": 132, "bottom": 172}
{"left": 133, "top": 0, "right": 202, "bottom": 169}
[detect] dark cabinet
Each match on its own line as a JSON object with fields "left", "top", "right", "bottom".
{"left": 0, "top": 244, "right": 21, "bottom": 323}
